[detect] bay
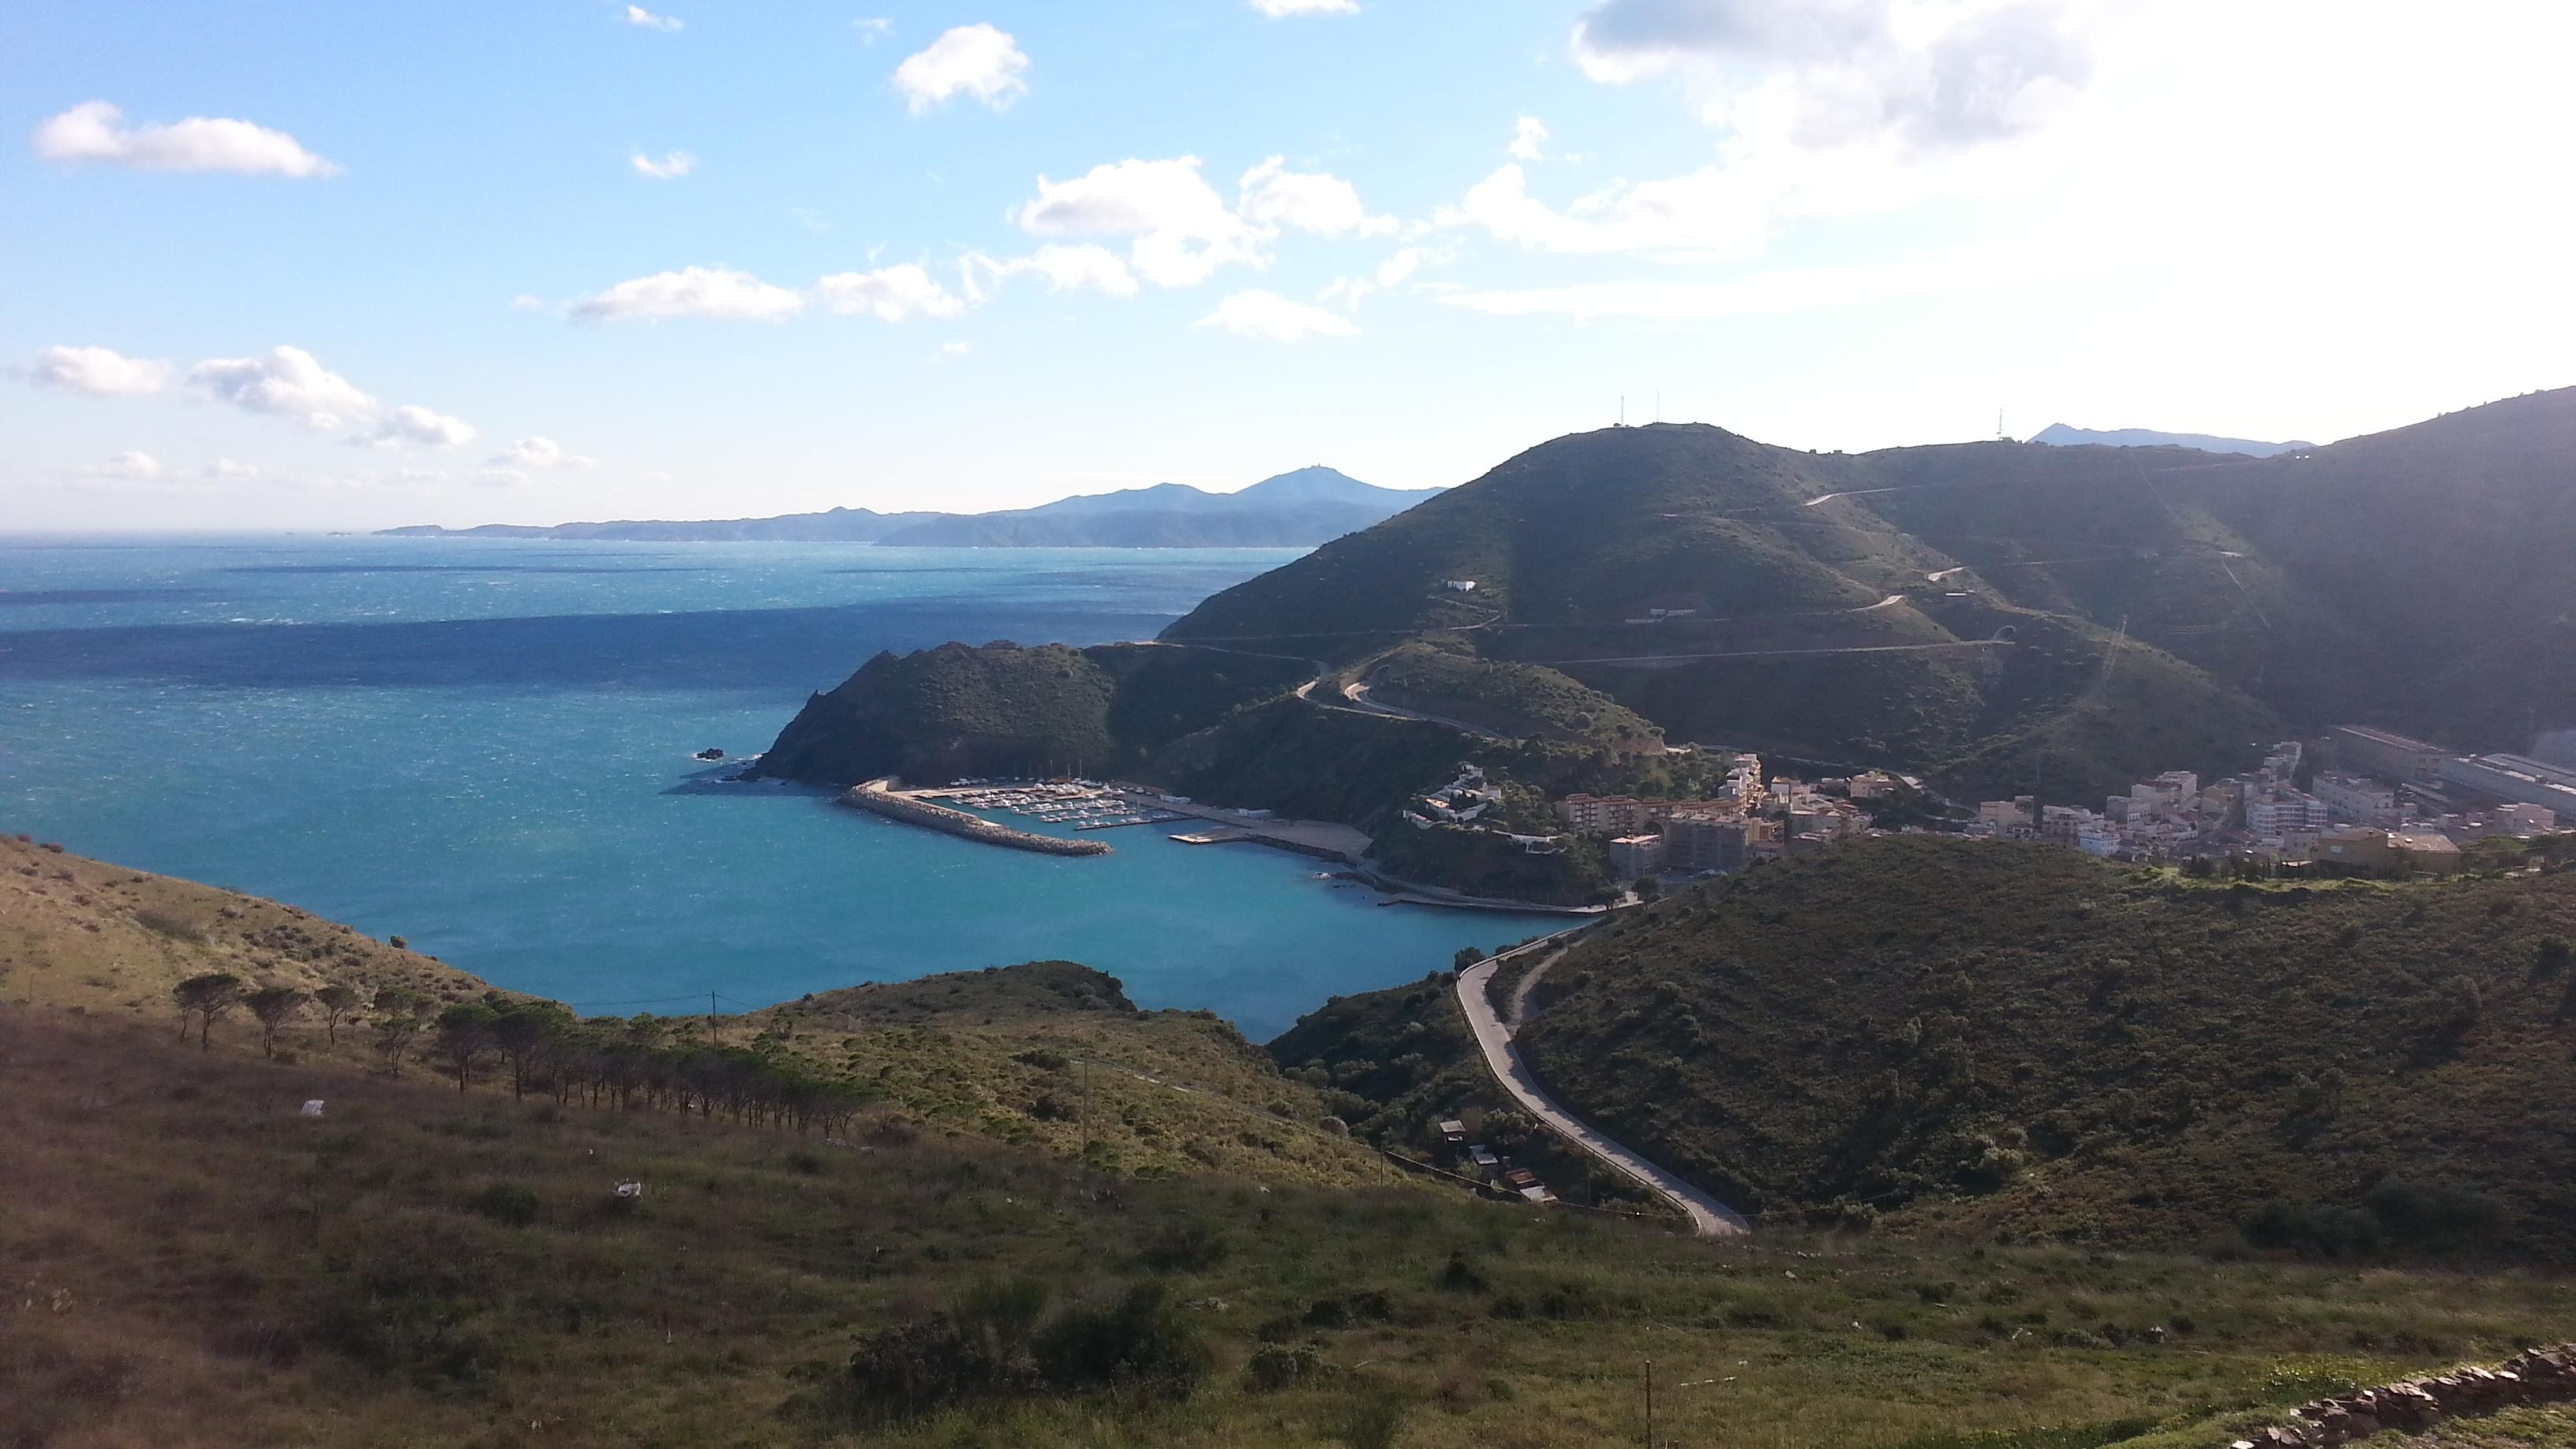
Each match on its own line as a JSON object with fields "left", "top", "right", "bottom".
{"left": 0, "top": 534, "right": 1558, "bottom": 1040}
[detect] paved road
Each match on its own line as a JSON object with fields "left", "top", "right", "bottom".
{"left": 1338, "top": 679, "right": 1515, "bottom": 741}
{"left": 1455, "top": 943, "right": 1752, "bottom": 1237}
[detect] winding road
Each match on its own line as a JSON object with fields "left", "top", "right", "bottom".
{"left": 1455, "top": 940, "right": 1751, "bottom": 1237}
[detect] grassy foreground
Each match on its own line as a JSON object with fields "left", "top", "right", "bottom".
{"left": 13, "top": 1003, "right": 2576, "bottom": 1449}
{"left": 8, "top": 834, "right": 2575, "bottom": 1447}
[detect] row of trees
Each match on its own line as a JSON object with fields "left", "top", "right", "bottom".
{"left": 170, "top": 974, "right": 878, "bottom": 1135}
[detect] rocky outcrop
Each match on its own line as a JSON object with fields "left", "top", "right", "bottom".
{"left": 2228, "top": 1343, "right": 2576, "bottom": 1447}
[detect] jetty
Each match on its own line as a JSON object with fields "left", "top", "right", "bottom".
{"left": 842, "top": 779, "right": 1110, "bottom": 856}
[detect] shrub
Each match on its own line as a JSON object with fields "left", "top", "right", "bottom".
{"left": 1013, "top": 1048, "right": 1069, "bottom": 1071}
{"left": 2363, "top": 1176, "right": 2502, "bottom": 1250}
{"left": 134, "top": 909, "right": 205, "bottom": 943}
{"left": 472, "top": 1182, "right": 541, "bottom": 1226}
{"left": 1245, "top": 1342, "right": 1326, "bottom": 1391}
{"left": 2243, "top": 1200, "right": 2382, "bottom": 1259}
{"left": 843, "top": 1314, "right": 1022, "bottom": 1420}
{"left": 1138, "top": 1220, "right": 1228, "bottom": 1272}
{"left": 1032, "top": 1282, "right": 1209, "bottom": 1396}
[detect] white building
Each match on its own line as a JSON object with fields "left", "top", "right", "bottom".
{"left": 2248, "top": 792, "right": 2331, "bottom": 841}
{"left": 1608, "top": 833, "right": 1667, "bottom": 880}
{"left": 2313, "top": 772, "right": 2402, "bottom": 826}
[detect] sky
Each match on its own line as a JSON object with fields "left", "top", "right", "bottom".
{"left": 6, "top": 0, "right": 2575, "bottom": 531}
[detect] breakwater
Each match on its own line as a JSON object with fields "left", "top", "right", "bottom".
{"left": 843, "top": 780, "right": 1111, "bottom": 856}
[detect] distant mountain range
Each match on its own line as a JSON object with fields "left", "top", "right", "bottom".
{"left": 376, "top": 466, "right": 1442, "bottom": 547}
{"left": 2028, "top": 422, "right": 2312, "bottom": 457}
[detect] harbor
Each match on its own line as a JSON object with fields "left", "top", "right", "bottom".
{"left": 842, "top": 779, "right": 1113, "bottom": 856}
{"left": 915, "top": 781, "right": 1190, "bottom": 832}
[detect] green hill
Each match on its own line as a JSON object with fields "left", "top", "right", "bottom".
{"left": 1164, "top": 390, "right": 2576, "bottom": 791}
{"left": 1506, "top": 836, "right": 2576, "bottom": 1255}
{"left": 754, "top": 640, "right": 1310, "bottom": 784}
{"left": 12, "top": 841, "right": 2576, "bottom": 1448}
{"left": 0, "top": 834, "right": 1390, "bottom": 1189}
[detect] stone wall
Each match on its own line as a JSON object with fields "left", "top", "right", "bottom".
{"left": 2230, "top": 1342, "right": 2576, "bottom": 1447}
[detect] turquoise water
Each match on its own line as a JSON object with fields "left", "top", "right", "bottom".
{"left": 0, "top": 536, "right": 1556, "bottom": 1039}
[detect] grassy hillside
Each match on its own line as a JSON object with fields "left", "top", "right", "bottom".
{"left": 1365, "top": 640, "right": 1663, "bottom": 752}
{"left": 2, "top": 830, "right": 496, "bottom": 1017}
{"left": 1513, "top": 837, "right": 2576, "bottom": 1255}
{"left": 15, "top": 1009, "right": 2576, "bottom": 1449}
{"left": 1159, "top": 392, "right": 2576, "bottom": 799}
{"left": 745, "top": 962, "right": 1404, "bottom": 1187}
{"left": 0, "top": 836, "right": 1388, "bottom": 1189}
{"left": 12, "top": 843, "right": 2576, "bottom": 1447}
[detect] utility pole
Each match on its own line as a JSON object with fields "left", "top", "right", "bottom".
{"left": 709, "top": 992, "right": 719, "bottom": 1047}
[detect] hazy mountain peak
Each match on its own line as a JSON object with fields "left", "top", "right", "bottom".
{"left": 2028, "top": 423, "right": 2312, "bottom": 457}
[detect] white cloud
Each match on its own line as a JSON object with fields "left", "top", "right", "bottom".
{"left": 83, "top": 451, "right": 163, "bottom": 481}
{"left": 1568, "top": 0, "right": 2091, "bottom": 153}
{"left": 510, "top": 294, "right": 547, "bottom": 311}
{"left": 893, "top": 24, "right": 1031, "bottom": 114}
{"left": 1014, "top": 156, "right": 1265, "bottom": 287}
{"left": 1508, "top": 116, "right": 1550, "bottom": 162}
{"left": 1237, "top": 157, "right": 1396, "bottom": 238}
{"left": 27, "top": 344, "right": 173, "bottom": 398}
{"left": 365, "top": 405, "right": 479, "bottom": 450}
{"left": 185, "top": 346, "right": 477, "bottom": 448}
{"left": 1251, "top": 0, "right": 1359, "bottom": 13}
{"left": 31, "top": 100, "right": 339, "bottom": 178}
{"left": 622, "top": 5, "right": 683, "bottom": 31}
{"left": 568, "top": 266, "right": 807, "bottom": 322}
{"left": 1197, "top": 290, "right": 1359, "bottom": 342}
{"left": 854, "top": 17, "right": 893, "bottom": 43}
{"left": 941, "top": 342, "right": 975, "bottom": 355}
{"left": 489, "top": 436, "right": 597, "bottom": 470}
{"left": 631, "top": 149, "right": 695, "bottom": 180}
{"left": 1319, "top": 244, "right": 1447, "bottom": 312}
{"left": 964, "top": 244, "right": 1142, "bottom": 301}
{"left": 189, "top": 346, "right": 379, "bottom": 430}
{"left": 814, "top": 264, "right": 968, "bottom": 321}
{"left": 477, "top": 468, "right": 533, "bottom": 489}
{"left": 1447, "top": 161, "right": 1780, "bottom": 262}
{"left": 203, "top": 458, "right": 259, "bottom": 479}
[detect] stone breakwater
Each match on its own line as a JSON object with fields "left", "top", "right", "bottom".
{"left": 2229, "top": 1342, "right": 2576, "bottom": 1447}
{"left": 841, "top": 781, "right": 1111, "bottom": 857}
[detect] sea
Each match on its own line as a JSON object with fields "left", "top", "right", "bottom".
{"left": 0, "top": 534, "right": 1559, "bottom": 1040}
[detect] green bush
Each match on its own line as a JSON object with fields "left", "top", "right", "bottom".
{"left": 1245, "top": 1342, "right": 1326, "bottom": 1391}
{"left": 470, "top": 1182, "right": 540, "bottom": 1226}
{"left": 1032, "top": 1282, "right": 1210, "bottom": 1397}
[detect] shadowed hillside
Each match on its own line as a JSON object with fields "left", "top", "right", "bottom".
{"left": 1509, "top": 836, "right": 2576, "bottom": 1254}
{"left": 1162, "top": 391, "right": 2576, "bottom": 792}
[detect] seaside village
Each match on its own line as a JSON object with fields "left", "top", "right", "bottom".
{"left": 1412, "top": 724, "right": 2573, "bottom": 889}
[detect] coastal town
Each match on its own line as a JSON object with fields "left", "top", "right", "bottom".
{"left": 1410, "top": 724, "right": 2570, "bottom": 893}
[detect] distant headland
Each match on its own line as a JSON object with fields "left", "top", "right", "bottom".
{"left": 377, "top": 466, "right": 1442, "bottom": 548}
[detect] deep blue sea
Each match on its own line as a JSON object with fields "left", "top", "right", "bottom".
{"left": 0, "top": 535, "right": 1555, "bottom": 1039}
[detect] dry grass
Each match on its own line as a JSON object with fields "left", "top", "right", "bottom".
{"left": 7, "top": 1002, "right": 2576, "bottom": 1449}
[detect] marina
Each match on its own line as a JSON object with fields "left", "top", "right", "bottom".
{"left": 917, "top": 780, "right": 1190, "bottom": 832}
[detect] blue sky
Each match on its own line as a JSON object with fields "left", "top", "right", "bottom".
{"left": 7, "top": 0, "right": 2574, "bottom": 530}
